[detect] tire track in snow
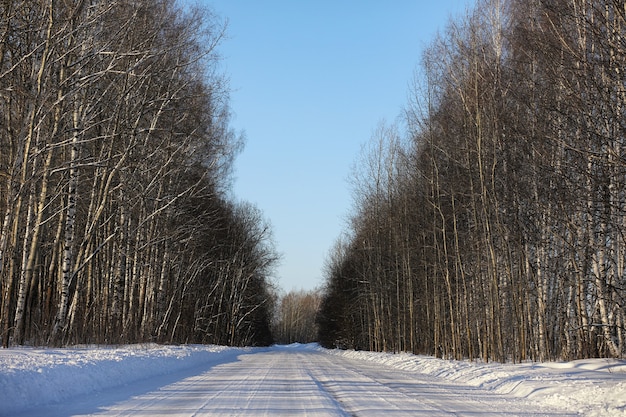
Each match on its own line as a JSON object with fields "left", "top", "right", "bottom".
{"left": 302, "top": 366, "right": 356, "bottom": 417}
{"left": 304, "top": 351, "right": 457, "bottom": 416}
{"left": 87, "top": 349, "right": 351, "bottom": 416}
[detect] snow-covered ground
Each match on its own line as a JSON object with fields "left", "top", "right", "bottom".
{"left": 0, "top": 344, "right": 249, "bottom": 416}
{"left": 0, "top": 343, "right": 624, "bottom": 416}
{"left": 325, "top": 347, "right": 626, "bottom": 416}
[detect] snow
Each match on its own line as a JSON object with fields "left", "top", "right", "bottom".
{"left": 324, "top": 347, "right": 626, "bottom": 416}
{"left": 0, "top": 343, "right": 624, "bottom": 416}
{"left": 0, "top": 344, "right": 247, "bottom": 416}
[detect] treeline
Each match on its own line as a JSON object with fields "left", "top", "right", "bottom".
{"left": 0, "top": 0, "right": 277, "bottom": 347}
{"left": 273, "top": 289, "right": 321, "bottom": 344}
{"left": 318, "top": 0, "right": 626, "bottom": 361}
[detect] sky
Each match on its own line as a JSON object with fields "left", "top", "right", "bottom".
{"left": 195, "top": 1, "right": 475, "bottom": 293}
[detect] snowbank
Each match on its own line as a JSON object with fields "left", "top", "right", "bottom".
{"left": 0, "top": 344, "right": 245, "bottom": 416}
{"left": 325, "top": 347, "right": 626, "bottom": 416}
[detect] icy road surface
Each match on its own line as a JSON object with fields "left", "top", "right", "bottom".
{"left": 12, "top": 346, "right": 572, "bottom": 417}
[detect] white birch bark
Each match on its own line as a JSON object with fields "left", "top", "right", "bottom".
{"left": 51, "top": 96, "right": 81, "bottom": 343}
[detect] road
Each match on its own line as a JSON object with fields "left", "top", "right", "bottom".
{"left": 22, "top": 346, "right": 573, "bottom": 417}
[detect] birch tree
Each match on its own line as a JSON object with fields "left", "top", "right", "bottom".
{"left": 1, "top": 0, "right": 278, "bottom": 348}
{"left": 319, "top": 0, "right": 626, "bottom": 361}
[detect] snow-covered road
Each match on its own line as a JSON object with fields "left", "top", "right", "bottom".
{"left": 3, "top": 343, "right": 626, "bottom": 416}
{"left": 91, "top": 348, "right": 564, "bottom": 416}
{"left": 7, "top": 345, "right": 577, "bottom": 417}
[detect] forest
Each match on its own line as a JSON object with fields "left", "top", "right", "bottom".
{"left": 318, "top": 0, "right": 626, "bottom": 362}
{"left": 3, "top": 0, "right": 625, "bottom": 362}
{"left": 0, "top": 0, "right": 278, "bottom": 347}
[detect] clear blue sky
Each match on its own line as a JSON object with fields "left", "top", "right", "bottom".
{"left": 196, "top": 1, "right": 474, "bottom": 293}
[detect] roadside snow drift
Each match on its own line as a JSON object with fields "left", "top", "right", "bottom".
{"left": 0, "top": 344, "right": 245, "bottom": 416}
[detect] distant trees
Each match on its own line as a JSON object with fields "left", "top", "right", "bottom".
{"left": 273, "top": 289, "right": 321, "bottom": 344}
{"left": 0, "top": 0, "right": 277, "bottom": 347}
{"left": 318, "top": 0, "right": 626, "bottom": 361}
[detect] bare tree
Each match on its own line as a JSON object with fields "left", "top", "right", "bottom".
{"left": 1, "top": 0, "right": 278, "bottom": 348}
{"left": 319, "top": 0, "right": 626, "bottom": 361}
